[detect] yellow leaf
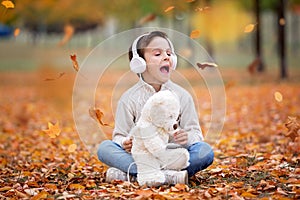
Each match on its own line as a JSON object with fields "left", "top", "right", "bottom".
{"left": 164, "top": 6, "right": 175, "bottom": 12}
{"left": 274, "top": 91, "right": 283, "bottom": 102}
{"left": 244, "top": 23, "right": 256, "bottom": 33}
{"left": 43, "top": 122, "right": 61, "bottom": 139}
{"left": 1, "top": 0, "right": 14, "bottom": 9}
{"left": 68, "top": 144, "right": 77, "bottom": 153}
{"left": 190, "top": 30, "right": 201, "bottom": 39}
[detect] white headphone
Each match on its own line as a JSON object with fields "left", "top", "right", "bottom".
{"left": 130, "top": 33, "right": 177, "bottom": 74}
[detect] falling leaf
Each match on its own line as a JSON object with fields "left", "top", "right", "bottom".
{"left": 247, "top": 57, "right": 260, "bottom": 75}
{"left": 186, "top": 0, "right": 195, "bottom": 3}
{"left": 279, "top": 18, "right": 285, "bottom": 26}
{"left": 1, "top": 0, "right": 14, "bottom": 9}
{"left": 138, "top": 13, "right": 156, "bottom": 26}
{"left": 196, "top": 62, "right": 218, "bottom": 70}
{"left": 89, "top": 107, "right": 111, "bottom": 127}
{"left": 70, "top": 54, "right": 79, "bottom": 71}
{"left": 190, "top": 30, "right": 201, "bottom": 39}
{"left": 43, "top": 121, "right": 61, "bottom": 139}
{"left": 244, "top": 23, "right": 256, "bottom": 33}
{"left": 274, "top": 91, "right": 283, "bottom": 102}
{"left": 164, "top": 6, "right": 175, "bottom": 12}
{"left": 285, "top": 116, "right": 300, "bottom": 141}
{"left": 58, "top": 24, "right": 74, "bottom": 46}
{"left": 44, "top": 72, "right": 65, "bottom": 81}
{"left": 14, "top": 28, "right": 20, "bottom": 37}
{"left": 68, "top": 144, "right": 77, "bottom": 153}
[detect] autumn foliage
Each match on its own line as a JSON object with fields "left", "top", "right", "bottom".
{"left": 0, "top": 68, "right": 299, "bottom": 199}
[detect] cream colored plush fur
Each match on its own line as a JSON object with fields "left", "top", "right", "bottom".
{"left": 130, "top": 90, "right": 190, "bottom": 186}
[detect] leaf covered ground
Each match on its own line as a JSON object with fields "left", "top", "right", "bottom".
{"left": 0, "top": 68, "right": 299, "bottom": 199}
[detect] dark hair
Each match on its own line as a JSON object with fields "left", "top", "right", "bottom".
{"left": 128, "top": 31, "right": 169, "bottom": 61}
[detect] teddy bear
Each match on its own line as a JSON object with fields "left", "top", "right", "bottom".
{"left": 130, "top": 90, "right": 190, "bottom": 186}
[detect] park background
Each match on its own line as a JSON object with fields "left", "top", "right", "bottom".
{"left": 0, "top": 0, "right": 299, "bottom": 199}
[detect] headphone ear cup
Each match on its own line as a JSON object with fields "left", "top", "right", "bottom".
{"left": 171, "top": 54, "right": 177, "bottom": 70}
{"left": 130, "top": 56, "right": 146, "bottom": 73}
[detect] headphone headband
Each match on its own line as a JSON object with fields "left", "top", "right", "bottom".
{"left": 130, "top": 32, "right": 177, "bottom": 74}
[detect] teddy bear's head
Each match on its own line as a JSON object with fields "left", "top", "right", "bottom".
{"left": 141, "top": 90, "right": 180, "bottom": 132}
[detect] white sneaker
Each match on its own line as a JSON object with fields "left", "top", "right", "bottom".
{"left": 105, "top": 167, "right": 127, "bottom": 182}
{"left": 164, "top": 170, "right": 188, "bottom": 185}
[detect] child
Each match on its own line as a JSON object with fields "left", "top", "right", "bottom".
{"left": 97, "top": 30, "right": 214, "bottom": 185}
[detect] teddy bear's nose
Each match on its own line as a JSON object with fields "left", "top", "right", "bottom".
{"left": 173, "top": 124, "right": 178, "bottom": 130}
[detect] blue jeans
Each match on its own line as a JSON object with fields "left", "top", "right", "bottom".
{"left": 97, "top": 140, "right": 214, "bottom": 177}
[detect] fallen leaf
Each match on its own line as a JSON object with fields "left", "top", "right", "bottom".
{"left": 285, "top": 116, "right": 300, "bottom": 141}
{"left": 164, "top": 6, "right": 175, "bottom": 12}
{"left": 1, "top": 0, "right": 14, "bottom": 9}
{"left": 190, "top": 30, "right": 201, "bottom": 39}
{"left": 89, "top": 107, "right": 111, "bottom": 127}
{"left": 196, "top": 62, "right": 218, "bottom": 70}
{"left": 32, "top": 191, "right": 49, "bottom": 200}
{"left": 274, "top": 91, "right": 283, "bottom": 102}
{"left": 69, "top": 183, "right": 85, "bottom": 190}
{"left": 70, "top": 54, "right": 79, "bottom": 71}
{"left": 68, "top": 143, "right": 77, "bottom": 153}
{"left": 43, "top": 121, "right": 61, "bottom": 139}
{"left": 244, "top": 23, "right": 256, "bottom": 33}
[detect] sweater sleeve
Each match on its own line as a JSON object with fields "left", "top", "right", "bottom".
{"left": 112, "top": 99, "right": 135, "bottom": 147}
{"left": 180, "top": 92, "right": 204, "bottom": 146}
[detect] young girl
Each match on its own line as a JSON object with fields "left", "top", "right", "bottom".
{"left": 97, "top": 31, "right": 214, "bottom": 185}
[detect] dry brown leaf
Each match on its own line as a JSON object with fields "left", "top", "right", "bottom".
{"left": 285, "top": 116, "right": 300, "bottom": 141}
{"left": 190, "top": 30, "right": 201, "bottom": 39}
{"left": 43, "top": 121, "right": 61, "bottom": 139}
{"left": 196, "top": 62, "right": 218, "bottom": 70}
{"left": 89, "top": 107, "right": 111, "bottom": 127}
{"left": 247, "top": 57, "right": 260, "bottom": 75}
{"left": 70, "top": 54, "right": 79, "bottom": 71}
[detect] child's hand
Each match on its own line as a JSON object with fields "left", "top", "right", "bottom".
{"left": 123, "top": 137, "right": 133, "bottom": 153}
{"left": 174, "top": 129, "right": 188, "bottom": 145}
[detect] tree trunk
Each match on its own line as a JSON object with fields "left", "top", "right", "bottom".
{"left": 278, "top": 0, "right": 288, "bottom": 79}
{"left": 255, "top": 0, "right": 265, "bottom": 72}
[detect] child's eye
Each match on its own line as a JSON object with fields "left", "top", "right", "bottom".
{"left": 155, "top": 53, "right": 161, "bottom": 56}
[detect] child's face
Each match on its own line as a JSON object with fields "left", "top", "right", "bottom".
{"left": 142, "top": 36, "right": 174, "bottom": 87}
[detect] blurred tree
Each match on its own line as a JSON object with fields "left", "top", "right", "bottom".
{"left": 254, "top": 0, "right": 265, "bottom": 72}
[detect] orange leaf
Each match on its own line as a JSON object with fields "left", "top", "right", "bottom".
{"left": 196, "top": 62, "right": 218, "bottom": 70}
{"left": 89, "top": 107, "right": 111, "bottom": 127}
{"left": 44, "top": 72, "right": 65, "bottom": 81}
{"left": 164, "top": 6, "right": 175, "bottom": 12}
{"left": 285, "top": 116, "right": 300, "bottom": 141}
{"left": 247, "top": 57, "right": 260, "bottom": 75}
{"left": 1, "top": 0, "right": 14, "bottom": 9}
{"left": 14, "top": 28, "right": 20, "bottom": 37}
{"left": 43, "top": 122, "right": 61, "bottom": 139}
{"left": 69, "top": 183, "right": 85, "bottom": 190}
{"left": 244, "top": 23, "right": 256, "bottom": 33}
{"left": 190, "top": 30, "right": 201, "bottom": 39}
{"left": 241, "top": 192, "right": 257, "bottom": 198}
{"left": 70, "top": 54, "right": 79, "bottom": 71}
{"left": 31, "top": 191, "right": 49, "bottom": 200}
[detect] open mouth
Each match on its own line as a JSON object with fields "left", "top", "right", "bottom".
{"left": 160, "top": 65, "right": 170, "bottom": 74}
